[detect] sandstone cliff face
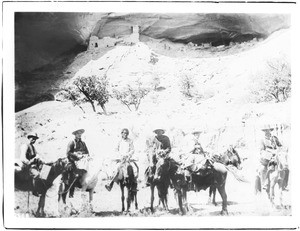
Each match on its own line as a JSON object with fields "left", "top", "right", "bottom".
{"left": 15, "top": 13, "right": 290, "bottom": 73}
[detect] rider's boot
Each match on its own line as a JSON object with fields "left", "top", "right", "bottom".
{"left": 32, "top": 178, "right": 40, "bottom": 196}
{"left": 105, "top": 181, "right": 114, "bottom": 192}
{"left": 105, "top": 174, "right": 117, "bottom": 192}
{"left": 69, "top": 185, "right": 75, "bottom": 198}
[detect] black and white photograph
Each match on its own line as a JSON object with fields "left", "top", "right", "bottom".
{"left": 2, "top": 1, "right": 300, "bottom": 229}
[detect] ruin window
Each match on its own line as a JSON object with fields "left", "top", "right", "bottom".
{"left": 95, "top": 43, "right": 98, "bottom": 48}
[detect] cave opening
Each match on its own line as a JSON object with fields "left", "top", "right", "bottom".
{"left": 172, "top": 32, "right": 265, "bottom": 47}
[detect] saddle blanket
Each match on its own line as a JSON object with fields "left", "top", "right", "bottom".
{"left": 40, "top": 164, "right": 51, "bottom": 180}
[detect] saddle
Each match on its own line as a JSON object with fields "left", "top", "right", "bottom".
{"left": 185, "top": 158, "right": 213, "bottom": 176}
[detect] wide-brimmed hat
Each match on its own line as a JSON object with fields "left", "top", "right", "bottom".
{"left": 153, "top": 128, "right": 165, "bottom": 134}
{"left": 72, "top": 129, "right": 85, "bottom": 135}
{"left": 261, "top": 125, "right": 274, "bottom": 132}
{"left": 27, "top": 133, "right": 39, "bottom": 140}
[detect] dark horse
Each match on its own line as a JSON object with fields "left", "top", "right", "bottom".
{"left": 167, "top": 158, "right": 229, "bottom": 215}
{"left": 119, "top": 161, "right": 139, "bottom": 212}
{"left": 209, "top": 146, "right": 242, "bottom": 205}
{"left": 15, "top": 158, "right": 68, "bottom": 217}
{"left": 150, "top": 156, "right": 173, "bottom": 212}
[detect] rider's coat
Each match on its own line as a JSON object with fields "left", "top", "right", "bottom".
{"left": 19, "top": 142, "right": 38, "bottom": 165}
{"left": 66, "top": 138, "right": 89, "bottom": 161}
{"left": 117, "top": 137, "right": 134, "bottom": 159}
{"left": 181, "top": 134, "right": 206, "bottom": 170}
{"left": 154, "top": 134, "right": 171, "bottom": 154}
{"left": 260, "top": 135, "right": 282, "bottom": 163}
{"left": 18, "top": 141, "right": 41, "bottom": 178}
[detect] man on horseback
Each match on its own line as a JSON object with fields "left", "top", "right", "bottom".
{"left": 258, "top": 125, "right": 282, "bottom": 191}
{"left": 62, "top": 128, "right": 89, "bottom": 198}
{"left": 105, "top": 128, "right": 135, "bottom": 192}
{"left": 145, "top": 128, "right": 172, "bottom": 186}
{"left": 15, "top": 133, "right": 44, "bottom": 196}
{"left": 180, "top": 128, "right": 207, "bottom": 190}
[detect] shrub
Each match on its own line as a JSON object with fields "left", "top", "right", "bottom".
{"left": 150, "top": 73, "right": 161, "bottom": 90}
{"left": 149, "top": 53, "right": 159, "bottom": 65}
{"left": 251, "top": 57, "right": 291, "bottom": 103}
{"left": 112, "top": 80, "right": 150, "bottom": 111}
{"left": 56, "top": 86, "right": 86, "bottom": 113}
{"left": 73, "top": 75, "right": 109, "bottom": 114}
{"left": 180, "top": 74, "right": 196, "bottom": 98}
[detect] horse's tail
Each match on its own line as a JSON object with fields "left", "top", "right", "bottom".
{"left": 225, "top": 165, "right": 250, "bottom": 183}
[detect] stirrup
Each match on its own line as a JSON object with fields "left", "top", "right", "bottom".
{"left": 105, "top": 185, "right": 112, "bottom": 192}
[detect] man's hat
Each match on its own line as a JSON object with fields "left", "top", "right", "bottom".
{"left": 27, "top": 133, "right": 39, "bottom": 140}
{"left": 261, "top": 125, "right": 274, "bottom": 132}
{"left": 72, "top": 129, "right": 85, "bottom": 135}
{"left": 153, "top": 128, "right": 165, "bottom": 134}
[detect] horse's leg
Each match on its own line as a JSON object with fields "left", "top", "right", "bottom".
{"left": 159, "top": 186, "right": 168, "bottom": 211}
{"left": 27, "top": 191, "right": 30, "bottom": 214}
{"left": 36, "top": 194, "right": 46, "bottom": 217}
{"left": 126, "top": 186, "right": 131, "bottom": 212}
{"left": 120, "top": 184, "right": 125, "bottom": 212}
{"left": 150, "top": 184, "right": 155, "bottom": 213}
{"left": 208, "top": 186, "right": 217, "bottom": 205}
{"left": 183, "top": 187, "right": 189, "bottom": 212}
{"left": 40, "top": 193, "right": 46, "bottom": 217}
{"left": 176, "top": 189, "right": 185, "bottom": 215}
{"left": 208, "top": 186, "right": 212, "bottom": 204}
{"left": 134, "top": 191, "right": 138, "bottom": 210}
{"left": 217, "top": 185, "right": 228, "bottom": 215}
{"left": 87, "top": 190, "right": 94, "bottom": 212}
{"left": 164, "top": 189, "right": 169, "bottom": 211}
{"left": 212, "top": 186, "right": 217, "bottom": 206}
{"left": 269, "top": 177, "right": 276, "bottom": 206}
{"left": 59, "top": 182, "right": 68, "bottom": 204}
{"left": 278, "top": 182, "right": 283, "bottom": 207}
{"left": 89, "top": 189, "right": 94, "bottom": 203}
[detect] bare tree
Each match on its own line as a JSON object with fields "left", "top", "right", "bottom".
{"left": 180, "top": 74, "right": 196, "bottom": 98}
{"left": 56, "top": 86, "right": 86, "bottom": 113}
{"left": 251, "top": 57, "right": 291, "bottom": 103}
{"left": 73, "top": 75, "right": 109, "bottom": 114}
{"left": 112, "top": 80, "right": 150, "bottom": 111}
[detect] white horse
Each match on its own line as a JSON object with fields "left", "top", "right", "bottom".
{"left": 58, "top": 155, "right": 104, "bottom": 213}
{"left": 268, "top": 148, "right": 289, "bottom": 207}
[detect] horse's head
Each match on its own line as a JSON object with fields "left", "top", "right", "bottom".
{"left": 225, "top": 146, "right": 242, "bottom": 170}
{"left": 51, "top": 157, "right": 68, "bottom": 174}
{"left": 154, "top": 157, "right": 170, "bottom": 182}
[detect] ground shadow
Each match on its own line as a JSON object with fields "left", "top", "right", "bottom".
{"left": 93, "top": 211, "right": 123, "bottom": 217}
{"left": 209, "top": 201, "right": 239, "bottom": 206}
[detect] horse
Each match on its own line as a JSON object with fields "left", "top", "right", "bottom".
{"left": 208, "top": 146, "right": 242, "bottom": 205}
{"left": 211, "top": 146, "right": 242, "bottom": 169}
{"left": 170, "top": 158, "right": 229, "bottom": 215}
{"left": 58, "top": 156, "right": 102, "bottom": 207}
{"left": 254, "top": 148, "right": 289, "bottom": 207}
{"left": 118, "top": 160, "right": 139, "bottom": 212}
{"left": 151, "top": 156, "right": 173, "bottom": 212}
{"left": 15, "top": 158, "right": 68, "bottom": 217}
{"left": 267, "top": 150, "right": 289, "bottom": 207}
{"left": 145, "top": 136, "right": 173, "bottom": 213}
